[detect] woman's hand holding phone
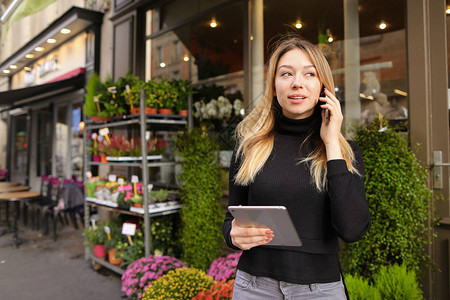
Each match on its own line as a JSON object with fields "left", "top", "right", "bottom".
{"left": 319, "top": 87, "right": 344, "bottom": 160}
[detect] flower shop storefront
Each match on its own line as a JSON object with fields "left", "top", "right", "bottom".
{"left": 105, "top": 0, "right": 449, "bottom": 298}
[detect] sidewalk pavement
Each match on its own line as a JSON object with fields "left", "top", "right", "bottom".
{"left": 0, "top": 212, "right": 123, "bottom": 300}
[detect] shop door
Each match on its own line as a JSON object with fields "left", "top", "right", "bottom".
{"left": 9, "top": 114, "right": 30, "bottom": 185}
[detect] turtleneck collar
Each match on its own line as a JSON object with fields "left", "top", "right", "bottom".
{"left": 275, "top": 113, "right": 315, "bottom": 136}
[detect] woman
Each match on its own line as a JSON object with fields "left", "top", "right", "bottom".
{"left": 222, "top": 37, "right": 371, "bottom": 299}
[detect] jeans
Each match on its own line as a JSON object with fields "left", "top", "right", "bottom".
{"left": 233, "top": 270, "right": 347, "bottom": 300}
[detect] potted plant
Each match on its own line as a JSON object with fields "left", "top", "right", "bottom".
{"left": 84, "top": 73, "right": 110, "bottom": 122}
{"left": 152, "top": 78, "right": 178, "bottom": 114}
{"left": 84, "top": 223, "right": 107, "bottom": 259}
{"left": 104, "top": 221, "right": 123, "bottom": 265}
{"left": 153, "top": 189, "right": 169, "bottom": 207}
{"left": 115, "top": 222, "right": 145, "bottom": 266}
{"left": 121, "top": 74, "right": 147, "bottom": 115}
{"left": 172, "top": 79, "right": 196, "bottom": 116}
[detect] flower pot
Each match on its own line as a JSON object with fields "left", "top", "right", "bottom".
{"left": 93, "top": 244, "right": 106, "bottom": 258}
{"left": 158, "top": 108, "right": 172, "bottom": 115}
{"left": 91, "top": 116, "right": 110, "bottom": 122}
{"left": 131, "top": 107, "right": 158, "bottom": 115}
{"left": 100, "top": 154, "right": 107, "bottom": 163}
{"left": 130, "top": 108, "right": 140, "bottom": 115}
{"left": 178, "top": 109, "right": 188, "bottom": 117}
{"left": 108, "top": 248, "right": 123, "bottom": 265}
{"left": 146, "top": 107, "right": 158, "bottom": 114}
{"left": 133, "top": 203, "right": 143, "bottom": 208}
{"left": 92, "top": 154, "right": 101, "bottom": 162}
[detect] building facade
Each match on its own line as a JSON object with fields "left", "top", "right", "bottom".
{"left": 0, "top": 0, "right": 449, "bottom": 298}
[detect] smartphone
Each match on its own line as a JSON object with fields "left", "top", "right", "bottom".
{"left": 320, "top": 85, "right": 330, "bottom": 125}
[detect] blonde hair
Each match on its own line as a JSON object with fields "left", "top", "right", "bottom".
{"left": 234, "top": 37, "right": 358, "bottom": 191}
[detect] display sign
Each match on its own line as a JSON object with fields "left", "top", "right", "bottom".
{"left": 122, "top": 223, "right": 136, "bottom": 236}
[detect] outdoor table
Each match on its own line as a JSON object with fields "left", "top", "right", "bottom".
{"left": 0, "top": 182, "right": 20, "bottom": 187}
{"left": 0, "top": 192, "right": 40, "bottom": 248}
{"left": 0, "top": 186, "right": 30, "bottom": 193}
{"left": 0, "top": 186, "right": 30, "bottom": 227}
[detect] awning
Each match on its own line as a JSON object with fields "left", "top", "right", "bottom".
{"left": 0, "top": 70, "right": 85, "bottom": 111}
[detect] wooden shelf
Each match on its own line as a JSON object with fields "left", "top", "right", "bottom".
{"left": 89, "top": 253, "right": 125, "bottom": 275}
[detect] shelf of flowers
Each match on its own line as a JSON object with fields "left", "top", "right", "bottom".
{"left": 85, "top": 178, "right": 182, "bottom": 216}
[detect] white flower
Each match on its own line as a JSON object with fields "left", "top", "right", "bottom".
{"left": 233, "top": 99, "right": 243, "bottom": 116}
{"left": 206, "top": 102, "right": 217, "bottom": 118}
{"left": 193, "top": 101, "right": 202, "bottom": 118}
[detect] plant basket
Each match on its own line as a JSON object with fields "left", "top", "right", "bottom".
{"left": 100, "top": 154, "right": 108, "bottom": 163}
{"left": 93, "top": 244, "right": 106, "bottom": 258}
{"left": 131, "top": 108, "right": 158, "bottom": 115}
{"left": 159, "top": 108, "right": 172, "bottom": 115}
{"left": 108, "top": 248, "right": 123, "bottom": 265}
{"left": 178, "top": 109, "right": 188, "bottom": 117}
{"left": 91, "top": 116, "right": 110, "bottom": 122}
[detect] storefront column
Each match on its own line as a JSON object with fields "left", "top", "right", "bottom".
{"left": 343, "top": 0, "right": 360, "bottom": 130}
{"left": 251, "top": 0, "right": 264, "bottom": 108}
{"left": 407, "top": 1, "right": 449, "bottom": 299}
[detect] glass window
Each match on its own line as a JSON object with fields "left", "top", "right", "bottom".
{"left": 37, "top": 109, "right": 51, "bottom": 176}
{"left": 146, "top": 2, "right": 245, "bottom": 150}
{"left": 71, "top": 104, "right": 83, "bottom": 180}
{"left": 10, "top": 114, "right": 29, "bottom": 184}
{"left": 55, "top": 106, "right": 68, "bottom": 178}
{"left": 263, "top": 0, "right": 407, "bottom": 129}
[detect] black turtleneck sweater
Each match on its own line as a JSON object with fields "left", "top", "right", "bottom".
{"left": 222, "top": 114, "right": 370, "bottom": 284}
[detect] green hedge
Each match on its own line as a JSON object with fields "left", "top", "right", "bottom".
{"left": 174, "top": 128, "right": 224, "bottom": 270}
{"left": 346, "top": 264, "right": 422, "bottom": 300}
{"left": 340, "top": 120, "right": 436, "bottom": 278}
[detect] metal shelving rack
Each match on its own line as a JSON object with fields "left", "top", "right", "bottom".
{"left": 83, "top": 90, "right": 187, "bottom": 273}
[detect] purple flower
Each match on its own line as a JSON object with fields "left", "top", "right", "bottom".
{"left": 207, "top": 252, "right": 242, "bottom": 281}
{"left": 121, "top": 255, "right": 187, "bottom": 299}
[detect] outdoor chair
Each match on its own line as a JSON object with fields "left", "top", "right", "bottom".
{"left": 24, "top": 175, "right": 50, "bottom": 230}
{"left": 43, "top": 179, "right": 84, "bottom": 241}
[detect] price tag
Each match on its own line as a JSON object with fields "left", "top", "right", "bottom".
{"left": 107, "top": 86, "right": 117, "bottom": 94}
{"left": 91, "top": 133, "right": 97, "bottom": 140}
{"left": 108, "top": 174, "right": 117, "bottom": 182}
{"left": 86, "top": 171, "right": 92, "bottom": 178}
{"left": 125, "top": 85, "right": 131, "bottom": 93}
{"left": 118, "top": 178, "right": 124, "bottom": 185}
{"left": 99, "top": 127, "right": 110, "bottom": 136}
{"left": 145, "top": 131, "right": 151, "bottom": 141}
{"left": 104, "top": 225, "right": 111, "bottom": 234}
{"left": 131, "top": 175, "right": 139, "bottom": 183}
{"left": 94, "top": 96, "right": 99, "bottom": 103}
{"left": 122, "top": 223, "right": 136, "bottom": 236}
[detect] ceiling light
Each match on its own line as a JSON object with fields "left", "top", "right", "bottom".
{"left": 295, "top": 20, "right": 302, "bottom": 29}
{"left": 10, "top": 65, "right": 17, "bottom": 69}
{"left": 210, "top": 19, "right": 217, "bottom": 28}
{"left": 60, "top": 28, "right": 71, "bottom": 34}
{"left": 378, "top": 22, "right": 387, "bottom": 30}
{"left": 328, "top": 36, "right": 333, "bottom": 43}
{"left": 24, "top": 66, "right": 31, "bottom": 71}
{"left": 25, "top": 54, "right": 34, "bottom": 59}
{"left": 35, "top": 46, "right": 45, "bottom": 52}
{"left": 47, "top": 38, "right": 56, "bottom": 44}
{"left": 446, "top": 7, "right": 450, "bottom": 14}
{"left": 160, "top": 62, "right": 166, "bottom": 68}
{"left": 393, "top": 89, "right": 408, "bottom": 97}
{"left": 2, "top": 70, "right": 10, "bottom": 74}
{"left": 183, "top": 55, "right": 189, "bottom": 62}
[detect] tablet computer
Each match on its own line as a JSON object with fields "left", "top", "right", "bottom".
{"left": 228, "top": 206, "right": 302, "bottom": 247}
